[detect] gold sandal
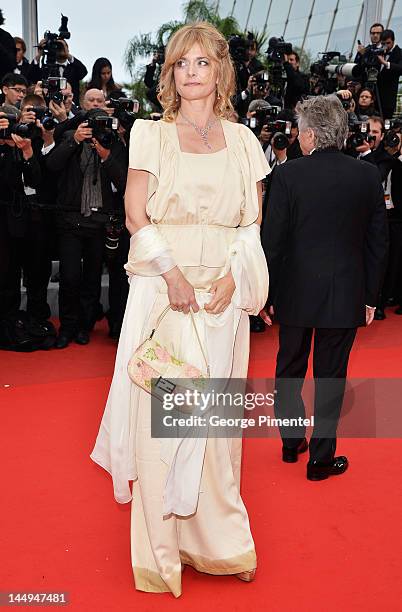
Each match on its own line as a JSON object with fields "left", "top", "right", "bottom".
{"left": 235, "top": 569, "right": 256, "bottom": 582}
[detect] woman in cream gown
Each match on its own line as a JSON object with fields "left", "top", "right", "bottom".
{"left": 90, "top": 22, "right": 270, "bottom": 598}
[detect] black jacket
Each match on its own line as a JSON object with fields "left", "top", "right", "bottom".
{"left": 0, "top": 27, "right": 16, "bottom": 81}
{"left": 283, "top": 63, "right": 309, "bottom": 109}
{"left": 377, "top": 45, "right": 402, "bottom": 117}
{"left": 262, "top": 149, "right": 389, "bottom": 328}
{"left": 15, "top": 57, "right": 33, "bottom": 83}
{"left": 360, "top": 143, "right": 395, "bottom": 182}
{"left": 45, "top": 131, "right": 127, "bottom": 214}
{"left": 0, "top": 143, "right": 42, "bottom": 236}
{"left": 29, "top": 57, "right": 88, "bottom": 105}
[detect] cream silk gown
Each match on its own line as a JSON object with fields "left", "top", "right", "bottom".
{"left": 91, "top": 117, "right": 270, "bottom": 597}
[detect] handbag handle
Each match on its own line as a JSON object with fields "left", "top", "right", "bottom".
{"left": 149, "top": 304, "right": 210, "bottom": 376}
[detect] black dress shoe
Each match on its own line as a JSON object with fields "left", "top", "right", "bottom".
{"left": 75, "top": 330, "right": 90, "bottom": 345}
{"left": 56, "top": 334, "right": 71, "bottom": 349}
{"left": 282, "top": 438, "right": 308, "bottom": 463}
{"left": 374, "top": 308, "right": 385, "bottom": 320}
{"left": 307, "top": 456, "right": 349, "bottom": 481}
{"left": 250, "top": 315, "right": 265, "bottom": 333}
{"left": 108, "top": 322, "right": 121, "bottom": 340}
{"left": 395, "top": 306, "right": 402, "bottom": 315}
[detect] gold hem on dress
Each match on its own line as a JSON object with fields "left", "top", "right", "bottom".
{"left": 133, "top": 566, "right": 182, "bottom": 598}
{"left": 180, "top": 548, "right": 256, "bottom": 576}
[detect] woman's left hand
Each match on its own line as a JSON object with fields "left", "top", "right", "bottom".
{"left": 204, "top": 272, "right": 235, "bottom": 315}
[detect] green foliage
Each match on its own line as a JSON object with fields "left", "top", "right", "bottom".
{"left": 124, "top": 0, "right": 244, "bottom": 76}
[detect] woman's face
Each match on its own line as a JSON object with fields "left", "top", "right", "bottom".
{"left": 173, "top": 43, "right": 217, "bottom": 102}
{"left": 100, "top": 66, "right": 112, "bottom": 83}
{"left": 359, "top": 90, "right": 373, "bottom": 108}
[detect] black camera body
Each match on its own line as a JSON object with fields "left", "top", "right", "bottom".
{"left": 42, "top": 14, "right": 70, "bottom": 67}
{"left": 42, "top": 76, "right": 67, "bottom": 106}
{"left": 29, "top": 106, "right": 56, "bottom": 131}
{"left": 254, "top": 72, "right": 269, "bottom": 91}
{"left": 0, "top": 114, "right": 38, "bottom": 140}
{"left": 346, "top": 121, "right": 376, "bottom": 149}
{"left": 107, "top": 97, "right": 139, "bottom": 131}
{"left": 228, "top": 35, "right": 248, "bottom": 64}
{"left": 86, "top": 115, "right": 119, "bottom": 149}
{"left": 384, "top": 118, "right": 402, "bottom": 148}
{"left": 267, "top": 37, "right": 293, "bottom": 63}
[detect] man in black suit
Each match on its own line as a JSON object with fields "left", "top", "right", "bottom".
{"left": 376, "top": 29, "right": 402, "bottom": 119}
{"left": 261, "top": 96, "right": 388, "bottom": 481}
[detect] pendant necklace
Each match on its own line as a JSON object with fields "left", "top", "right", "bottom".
{"left": 178, "top": 111, "right": 219, "bottom": 150}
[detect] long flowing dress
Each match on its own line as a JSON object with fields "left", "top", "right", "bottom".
{"left": 90, "top": 117, "right": 270, "bottom": 597}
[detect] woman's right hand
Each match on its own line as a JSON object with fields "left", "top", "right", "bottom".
{"left": 163, "top": 267, "right": 199, "bottom": 314}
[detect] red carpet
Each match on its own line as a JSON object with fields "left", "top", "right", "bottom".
{"left": 1, "top": 314, "right": 402, "bottom": 611}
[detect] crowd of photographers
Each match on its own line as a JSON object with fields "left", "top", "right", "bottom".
{"left": 0, "top": 10, "right": 402, "bottom": 349}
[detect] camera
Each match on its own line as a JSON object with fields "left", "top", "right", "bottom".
{"left": 228, "top": 35, "right": 248, "bottom": 64}
{"left": 40, "top": 14, "right": 70, "bottom": 81}
{"left": 266, "top": 37, "right": 293, "bottom": 63}
{"left": 253, "top": 72, "right": 269, "bottom": 92}
{"left": 85, "top": 113, "right": 119, "bottom": 149}
{"left": 107, "top": 96, "right": 139, "bottom": 131}
{"left": 346, "top": 121, "right": 375, "bottom": 149}
{"left": 28, "top": 106, "right": 56, "bottom": 131}
{"left": 0, "top": 114, "right": 38, "bottom": 140}
{"left": 105, "top": 215, "right": 125, "bottom": 258}
{"left": 42, "top": 76, "right": 67, "bottom": 106}
{"left": 384, "top": 118, "right": 402, "bottom": 148}
{"left": 335, "top": 93, "right": 352, "bottom": 111}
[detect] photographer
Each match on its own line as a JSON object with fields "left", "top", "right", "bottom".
{"left": 144, "top": 47, "right": 164, "bottom": 112}
{"left": 283, "top": 51, "right": 309, "bottom": 109}
{"left": 29, "top": 37, "right": 87, "bottom": 106}
{"left": 354, "top": 23, "right": 384, "bottom": 63}
{"left": 0, "top": 111, "right": 44, "bottom": 350}
{"left": 355, "top": 87, "right": 377, "bottom": 118}
{"left": 353, "top": 116, "right": 394, "bottom": 181}
{"left": 1, "top": 73, "right": 28, "bottom": 109}
{"left": 46, "top": 89, "right": 128, "bottom": 348}
{"left": 245, "top": 37, "right": 264, "bottom": 75}
{"left": 14, "top": 37, "right": 32, "bottom": 83}
{"left": 376, "top": 29, "right": 402, "bottom": 119}
{"left": 16, "top": 94, "right": 60, "bottom": 333}
{"left": 237, "top": 71, "right": 281, "bottom": 119}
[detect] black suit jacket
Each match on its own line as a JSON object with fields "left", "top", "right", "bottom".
{"left": 261, "top": 149, "right": 389, "bottom": 328}
{"left": 0, "top": 27, "right": 16, "bottom": 81}
{"left": 377, "top": 45, "right": 402, "bottom": 117}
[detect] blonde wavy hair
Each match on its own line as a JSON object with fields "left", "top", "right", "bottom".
{"left": 158, "top": 21, "right": 236, "bottom": 122}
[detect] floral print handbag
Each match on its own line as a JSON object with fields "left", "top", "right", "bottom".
{"left": 127, "top": 305, "right": 210, "bottom": 401}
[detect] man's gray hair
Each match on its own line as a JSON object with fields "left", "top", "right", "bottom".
{"left": 295, "top": 95, "right": 348, "bottom": 150}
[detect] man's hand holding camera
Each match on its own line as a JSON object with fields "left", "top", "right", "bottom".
{"left": 74, "top": 122, "right": 92, "bottom": 144}
{"left": 49, "top": 99, "right": 68, "bottom": 123}
{"left": 355, "top": 139, "right": 373, "bottom": 154}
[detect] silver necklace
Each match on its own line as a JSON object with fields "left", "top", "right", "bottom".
{"left": 179, "top": 111, "right": 219, "bottom": 150}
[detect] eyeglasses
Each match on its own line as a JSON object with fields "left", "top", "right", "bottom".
{"left": 8, "top": 87, "right": 27, "bottom": 95}
{"left": 16, "top": 47, "right": 23, "bottom": 52}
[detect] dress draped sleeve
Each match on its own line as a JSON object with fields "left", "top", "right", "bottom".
{"left": 235, "top": 123, "right": 271, "bottom": 226}
{"left": 128, "top": 119, "right": 161, "bottom": 202}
